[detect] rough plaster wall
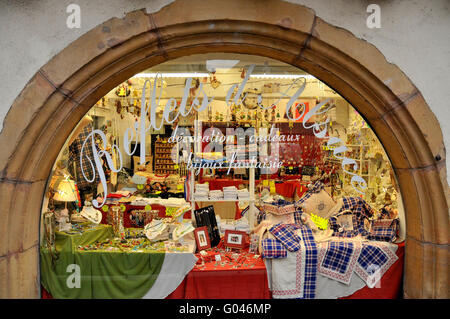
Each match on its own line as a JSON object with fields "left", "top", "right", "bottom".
{"left": 0, "top": 0, "right": 449, "bottom": 183}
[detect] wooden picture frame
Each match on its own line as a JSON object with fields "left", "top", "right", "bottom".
{"left": 194, "top": 226, "right": 211, "bottom": 251}
{"left": 224, "top": 230, "right": 248, "bottom": 249}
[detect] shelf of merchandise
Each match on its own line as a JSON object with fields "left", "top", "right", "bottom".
{"left": 154, "top": 138, "right": 178, "bottom": 174}
{"left": 188, "top": 120, "right": 258, "bottom": 227}
{"left": 189, "top": 165, "right": 257, "bottom": 226}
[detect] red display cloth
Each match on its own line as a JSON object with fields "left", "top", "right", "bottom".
{"left": 167, "top": 245, "right": 271, "bottom": 299}
{"left": 339, "top": 241, "right": 405, "bottom": 299}
{"left": 201, "top": 178, "right": 308, "bottom": 199}
{"left": 201, "top": 178, "right": 246, "bottom": 190}
{"left": 275, "top": 181, "right": 307, "bottom": 198}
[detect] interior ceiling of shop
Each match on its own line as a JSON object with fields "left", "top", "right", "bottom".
{"left": 144, "top": 53, "right": 309, "bottom": 75}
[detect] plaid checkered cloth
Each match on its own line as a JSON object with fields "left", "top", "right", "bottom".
{"left": 298, "top": 225, "right": 318, "bottom": 299}
{"left": 317, "top": 240, "right": 362, "bottom": 285}
{"left": 268, "top": 224, "right": 318, "bottom": 299}
{"left": 329, "top": 197, "right": 375, "bottom": 238}
{"left": 68, "top": 123, "right": 100, "bottom": 190}
{"left": 355, "top": 242, "right": 398, "bottom": 288}
{"left": 294, "top": 208, "right": 303, "bottom": 225}
{"left": 293, "top": 181, "right": 325, "bottom": 226}
{"left": 295, "top": 181, "right": 325, "bottom": 206}
{"left": 261, "top": 238, "right": 287, "bottom": 259}
{"left": 269, "top": 223, "right": 301, "bottom": 252}
{"left": 367, "top": 219, "right": 399, "bottom": 242}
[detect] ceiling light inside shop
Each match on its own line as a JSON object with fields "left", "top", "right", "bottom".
{"left": 250, "top": 74, "right": 316, "bottom": 79}
{"left": 132, "top": 72, "right": 209, "bottom": 78}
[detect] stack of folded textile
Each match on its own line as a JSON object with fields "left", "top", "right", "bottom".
{"left": 194, "top": 183, "right": 209, "bottom": 200}
{"left": 237, "top": 188, "right": 251, "bottom": 201}
{"left": 223, "top": 186, "right": 238, "bottom": 200}
{"left": 209, "top": 190, "right": 224, "bottom": 200}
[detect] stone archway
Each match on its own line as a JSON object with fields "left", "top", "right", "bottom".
{"left": 0, "top": 0, "right": 447, "bottom": 298}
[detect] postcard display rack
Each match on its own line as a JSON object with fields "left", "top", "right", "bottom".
{"left": 188, "top": 120, "right": 258, "bottom": 229}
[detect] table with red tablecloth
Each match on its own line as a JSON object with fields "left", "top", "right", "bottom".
{"left": 166, "top": 242, "right": 405, "bottom": 299}
{"left": 167, "top": 245, "right": 271, "bottom": 299}
{"left": 339, "top": 241, "right": 405, "bottom": 299}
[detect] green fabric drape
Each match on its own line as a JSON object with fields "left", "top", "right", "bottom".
{"left": 40, "top": 224, "right": 165, "bottom": 299}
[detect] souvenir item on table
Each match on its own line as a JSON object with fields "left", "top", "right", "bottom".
{"left": 224, "top": 230, "right": 249, "bottom": 250}
{"left": 297, "top": 181, "right": 337, "bottom": 219}
{"left": 171, "top": 204, "right": 191, "bottom": 223}
{"left": 172, "top": 222, "right": 195, "bottom": 241}
{"left": 131, "top": 174, "right": 147, "bottom": 185}
{"left": 110, "top": 205, "right": 124, "bottom": 238}
{"left": 55, "top": 209, "right": 71, "bottom": 232}
{"left": 194, "top": 205, "right": 221, "bottom": 247}
{"left": 367, "top": 217, "right": 400, "bottom": 242}
{"left": 80, "top": 202, "right": 102, "bottom": 224}
{"left": 129, "top": 210, "right": 148, "bottom": 228}
{"left": 194, "top": 226, "right": 211, "bottom": 251}
{"left": 144, "top": 219, "right": 169, "bottom": 242}
{"left": 328, "top": 196, "right": 376, "bottom": 238}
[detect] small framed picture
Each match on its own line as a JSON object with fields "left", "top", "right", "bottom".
{"left": 224, "top": 230, "right": 248, "bottom": 249}
{"left": 194, "top": 226, "right": 211, "bottom": 251}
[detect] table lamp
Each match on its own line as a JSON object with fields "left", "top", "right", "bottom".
{"left": 53, "top": 178, "right": 77, "bottom": 229}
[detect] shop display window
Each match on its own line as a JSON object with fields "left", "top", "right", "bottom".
{"left": 40, "top": 53, "right": 405, "bottom": 299}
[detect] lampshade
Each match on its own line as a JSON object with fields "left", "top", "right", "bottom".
{"left": 53, "top": 179, "right": 77, "bottom": 202}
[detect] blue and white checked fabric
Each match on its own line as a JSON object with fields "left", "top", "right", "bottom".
{"left": 261, "top": 238, "right": 287, "bottom": 259}
{"left": 321, "top": 241, "right": 354, "bottom": 274}
{"left": 367, "top": 219, "right": 399, "bottom": 242}
{"left": 295, "top": 181, "right": 325, "bottom": 207}
{"left": 329, "top": 197, "right": 375, "bottom": 238}
{"left": 316, "top": 240, "right": 362, "bottom": 285}
{"left": 269, "top": 223, "right": 301, "bottom": 252}
{"left": 354, "top": 242, "right": 398, "bottom": 288}
{"left": 357, "top": 245, "right": 387, "bottom": 272}
{"left": 298, "top": 225, "right": 318, "bottom": 299}
{"left": 294, "top": 208, "right": 303, "bottom": 225}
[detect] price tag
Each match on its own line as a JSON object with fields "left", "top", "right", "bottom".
{"left": 269, "top": 180, "right": 276, "bottom": 194}
{"left": 144, "top": 205, "right": 152, "bottom": 211}
{"left": 165, "top": 206, "right": 177, "bottom": 216}
{"left": 137, "top": 184, "right": 144, "bottom": 190}
{"left": 174, "top": 164, "right": 179, "bottom": 169}
{"left": 289, "top": 166, "right": 293, "bottom": 170}
{"left": 215, "top": 254, "right": 222, "bottom": 262}
{"left": 177, "top": 184, "right": 184, "bottom": 190}
{"left": 311, "top": 213, "right": 329, "bottom": 230}
{"left": 262, "top": 180, "right": 269, "bottom": 187}
{"left": 101, "top": 205, "right": 109, "bottom": 212}
{"left": 120, "top": 204, "right": 126, "bottom": 212}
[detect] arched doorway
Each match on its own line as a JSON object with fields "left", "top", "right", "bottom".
{"left": 0, "top": 0, "right": 447, "bottom": 298}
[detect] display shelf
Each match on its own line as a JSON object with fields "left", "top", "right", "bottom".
{"left": 192, "top": 198, "right": 256, "bottom": 202}
{"left": 154, "top": 138, "right": 178, "bottom": 174}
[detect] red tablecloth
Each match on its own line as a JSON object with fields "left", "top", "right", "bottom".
{"left": 201, "top": 179, "right": 247, "bottom": 190}
{"left": 167, "top": 242, "right": 405, "bottom": 299}
{"left": 274, "top": 181, "right": 307, "bottom": 199}
{"left": 167, "top": 246, "right": 271, "bottom": 299}
{"left": 339, "top": 241, "right": 405, "bottom": 299}
{"left": 200, "top": 178, "right": 307, "bottom": 200}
